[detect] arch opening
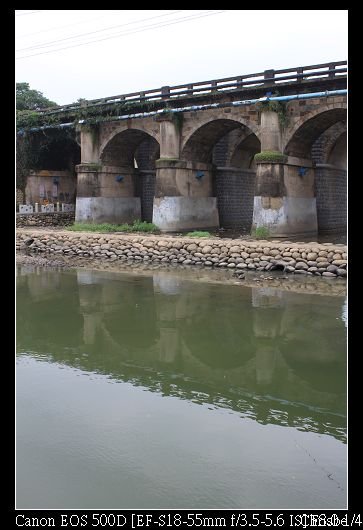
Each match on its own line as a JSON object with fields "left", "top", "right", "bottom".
{"left": 182, "top": 120, "right": 260, "bottom": 231}
{"left": 23, "top": 130, "right": 80, "bottom": 205}
{"left": 284, "top": 108, "right": 346, "bottom": 159}
{"left": 285, "top": 108, "right": 347, "bottom": 238}
{"left": 101, "top": 129, "right": 160, "bottom": 222}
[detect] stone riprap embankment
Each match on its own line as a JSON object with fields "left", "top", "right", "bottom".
{"left": 16, "top": 229, "right": 347, "bottom": 278}
{"left": 16, "top": 212, "right": 75, "bottom": 228}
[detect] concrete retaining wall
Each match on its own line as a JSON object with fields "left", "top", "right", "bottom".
{"left": 16, "top": 212, "right": 75, "bottom": 227}
{"left": 16, "top": 230, "right": 347, "bottom": 278}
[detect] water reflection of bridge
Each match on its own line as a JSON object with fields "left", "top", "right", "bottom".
{"left": 16, "top": 266, "right": 347, "bottom": 442}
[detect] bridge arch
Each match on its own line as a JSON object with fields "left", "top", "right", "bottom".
{"left": 100, "top": 126, "right": 160, "bottom": 167}
{"left": 325, "top": 126, "right": 347, "bottom": 169}
{"left": 181, "top": 116, "right": 260, "bottom": 162}
{"left": 99, "top": 127, "right": 160, "bottom": 223}
{"left": 99, "top": 121, "right": 159, "bottom": 158}
{"left": 23, "top": 130, "right": 80, "bottom": 205}
{"left": 229, "top": 132, "right": 260, "bottom": 169}
{"left": 180, "top": 118, "right": 260, "bottom": 231}
{"left": 284, "top": 103, "right": 347, "bottom": 236}
{"left": 283, "top": 103, "right": 346, "bottom": 158}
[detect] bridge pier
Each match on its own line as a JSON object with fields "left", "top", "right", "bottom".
{"left": 75, "top": 126, "right": 141, "bottom": 224}
{"left": 153, "top": 159, "right": 219, "bottom": 232}
{"left": 75, "top": 164, "right": 141, "bottom": 224}
{"left": 252, "top": 111, "right": 318, "bottom": 238}
{"left": 152, "top": 113, "right": 219, "bottom": 232}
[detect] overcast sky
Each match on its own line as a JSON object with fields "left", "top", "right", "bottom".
{"left": 15, "top": 10, "right": 348, "bottom": 106}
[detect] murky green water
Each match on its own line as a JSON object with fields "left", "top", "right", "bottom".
{"left": 16, "top": 265, "right": 347, "bottom": 509}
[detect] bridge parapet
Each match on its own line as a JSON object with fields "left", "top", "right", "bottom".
{"left": 36, "top": 61, "right": 347, "bottom": 121}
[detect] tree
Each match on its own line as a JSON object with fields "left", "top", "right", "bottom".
{"left": 16, "top": 82, "right": 57, "bottom": 111}
{"left": 16, "top": 83, "right": 58, "bottom": 194}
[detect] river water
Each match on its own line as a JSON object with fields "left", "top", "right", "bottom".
{"left": 16, "top": 264, "right": 347, "bottom": 509}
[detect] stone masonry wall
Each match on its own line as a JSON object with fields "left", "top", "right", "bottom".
{"left": 136, "top": 171, "right": 156, "bottom": 222}
{"left": 315, "top": 167, "right": 347, "bottom": 233}
{"left": 16, "top": 230, "right": 347, "bottom": 278}
{"left": 215, "top": 169, "right": 255, "bottom": 231}
{"left": 16, "top": 212, "right": 75, "bottom": 228}
{"left": 16, "top": 189, "right": 24, "bottom": 205}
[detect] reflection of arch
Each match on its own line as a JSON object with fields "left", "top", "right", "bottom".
{"left": 279, "top": 302, "right": 346, "bottom": 365}
{"left": 284, "top": 104, "right": 347, "bottom": 158}
{"left": 181, "top": 118, "right": 259, "bottom": 163}
{"left": 280, "top": 347, "right": 346, "bottom": 394}
{"left": 17, "top": 269, "right": 347, "bottom": 441}
{"left": 182, "top": 312, "right": 255, "bottom": 369}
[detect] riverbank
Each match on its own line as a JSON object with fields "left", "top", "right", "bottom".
{"left": 16, "top": 228, "right": 347, "bottom": 296}
{"left": 16, "top": 228, "right": 347, "bottom": 277}
{"left": 16, "top": 251, "right": 346, "bottom": 296}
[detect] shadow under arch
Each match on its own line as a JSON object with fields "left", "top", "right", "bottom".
{"left": 284, "top": 107, "right": 346, "bottom": 159}
{"left": 100, "top": 128, "right": 160, "bottom": 222}
{"left": 100, "top": 127, "right": 160, "bottom": 167}
{"left": 181, "top": 119, "right": 261, "bottom": 231}
{"left": 326, "top": 128, "right": 347, "bottom": 168}
{"left": 181, "top": 118, "right": 258, "bottom": 163}
{"left": 284, "top": 106, "right": 347, "bottom": 237}
{"left": 23, "top": 129, "right": 80, "bottom": 204}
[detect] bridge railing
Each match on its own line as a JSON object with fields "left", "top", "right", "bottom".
{"left": 38, "top": 61, "right": 347, "bottom": 116}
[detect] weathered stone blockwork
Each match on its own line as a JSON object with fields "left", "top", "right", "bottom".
{"left": 215, "top": 168, "right": 255, "bottom": 230}
{"left": 315, "top": 167, "right": 347, "bottom": 233}
{"left": 16, "top": 212, "right": 75, "bottom": 227}
{"left": 136, "top": 172, "right": 156, "bottom": 223}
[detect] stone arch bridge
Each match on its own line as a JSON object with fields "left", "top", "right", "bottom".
{"left": 22, "top": 61, "right": 347, "bottom": 237}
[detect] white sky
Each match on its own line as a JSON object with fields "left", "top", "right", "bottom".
{"left": 15, "top": 10, "right": 348, "bottom": 106}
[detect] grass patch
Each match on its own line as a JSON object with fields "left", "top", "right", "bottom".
{"left": 185, "top": 231, "right": 211, "bottom": 238}
{"left": 251, "top": 226, "right": 270, "bottom": 239}
{"left": 66, "top": 220, "right": 159, "bottom": 233}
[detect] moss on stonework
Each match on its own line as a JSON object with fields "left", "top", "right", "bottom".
{"left": 257, "top": 97, "right": 289, "bottom": 128}
{"left": 81, "top": 163, "right": 102, "bottom": 171}
{"left": 254, "top": 151, "right": 287, "bottom": 163}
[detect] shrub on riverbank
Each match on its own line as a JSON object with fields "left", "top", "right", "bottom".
{"left": 252, "top": 226, "right": 270, "bottom": 239}
{"left": 67, "top": 221, "right": 159, "bottom": 233}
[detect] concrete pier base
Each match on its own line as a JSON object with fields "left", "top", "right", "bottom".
{"left": 75, "top": 197, "right": 141, "bottom": 224}
{"left": 152, "top": 196, "right": 219, "bottom": 232}
{"left": 252, "top": 196, "right": 318, "bottom": 237}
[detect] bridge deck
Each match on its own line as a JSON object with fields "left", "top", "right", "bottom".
{"left": 37, "top": 61, "right": 347, "bottom": 119}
